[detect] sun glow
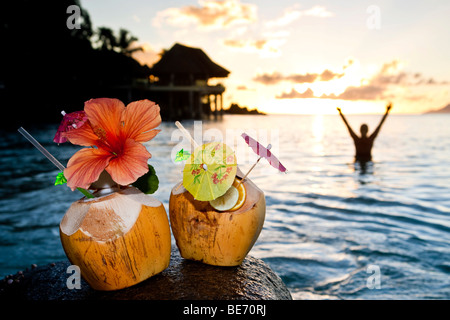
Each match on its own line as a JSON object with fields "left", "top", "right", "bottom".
{"left": 256, "top": 98, "right": 384, "bottom": 115}
{"left": 311, "top": 114, "right": 325, "bottom": 156}
{"left": 226, "top": 58, "right": 393, "bottom": 115}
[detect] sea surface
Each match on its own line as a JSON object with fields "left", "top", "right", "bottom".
{"left": 1, "top": 114, "right": 449, "bottom": 299}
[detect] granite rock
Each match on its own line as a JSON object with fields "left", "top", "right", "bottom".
{"left": 0, "top": 248, "right": 292, "bottom": 300}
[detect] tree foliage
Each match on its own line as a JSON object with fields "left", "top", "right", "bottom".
{"left": 0, "top": 0, "right": 150, "bottom": 128}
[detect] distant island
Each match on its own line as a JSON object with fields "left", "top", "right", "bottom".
{"left": 224, "top": 103, "right": 266, "bottom": 115}
{"left": 424, "top": 104, "right": 450, "bottom": 114}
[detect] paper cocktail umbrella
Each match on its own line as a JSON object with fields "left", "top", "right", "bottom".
{"left": 238, "top": 133, "right": 287, "bottom": 185}
{"left": 53, "top": 110, "right": 88, "bottom": 144}
{"left": 182, "top": 142, "right": 237, "bottom": 201}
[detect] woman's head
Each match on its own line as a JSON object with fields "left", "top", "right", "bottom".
{"left": 360, "top": 124, "right": 369, "bottom": 137}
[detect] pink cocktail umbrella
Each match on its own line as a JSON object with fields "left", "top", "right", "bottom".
{"left": 53, "top": 110, "right": 87, "bottom": 144}
{"left": 238, "top": 133, "right": 287, "bottom": 185}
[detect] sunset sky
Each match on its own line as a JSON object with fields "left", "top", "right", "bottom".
{"left": 81, "top": 0, "right": 450, "bottom": 114}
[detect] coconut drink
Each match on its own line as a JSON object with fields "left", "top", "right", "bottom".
{"left": 169, "top": 169, "right": 266, "bottom": 267}
{"left": 169, "top": 123, "right": 284, "bottom": 267}
{"left": 60, "top": 185, "right": 171, "bottom": 291}
{"left": 19, "top": 98, "right": 171, "bottom": 291}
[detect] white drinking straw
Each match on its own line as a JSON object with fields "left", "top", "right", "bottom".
{"left": 18, "top": 127, "right": 94, "bottom": 198}
{"left": 18, "top": 127, "right": 65, "bottom": 171}
{"left": 175, "top": 121, "right": 199, "bottom": 149}
{"left": 174, "top": 121, "right": 202, "bottom": 192}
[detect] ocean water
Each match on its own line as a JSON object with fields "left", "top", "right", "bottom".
{"left": 0, "top": 114, "right": 449, "bottom": 300}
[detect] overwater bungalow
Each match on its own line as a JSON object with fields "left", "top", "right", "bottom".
{"left": 149, "top": 43, "right": 230, "bottom": 120}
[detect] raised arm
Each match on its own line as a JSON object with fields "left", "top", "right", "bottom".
{"left": 337, "top": 107, "right": 358, "bottom": 140}
{"left": 369, "top": 103, "right": 392, "bottom": 140}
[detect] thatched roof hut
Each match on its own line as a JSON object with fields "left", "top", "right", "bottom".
{"left": 151, "top": 43, "right": 229, "bottom": 85}
{"left": 149, "top": 43, "right": 230, "bottom": 120}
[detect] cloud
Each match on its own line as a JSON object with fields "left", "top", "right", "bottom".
{"left": 276, "top": 88, "right": 315, "bottom": 99}
{"left": 412, "top": 77, "right": 448, "bottom": 85}
{"left": 404, "top": 94, "right": 427, "bottom": 101}
{"left": 276, "top": 59, "right": 448, "bottom": 101}
{"left": 153, "top": 0, "right": 257, "bottom": 30}
{"left": 252, "top": 71, "right": 284, "bottom": 85}
{"left": 321, "top": 85, "right": 385, "bottom": 100}
{"left": 303, "top": 6, "right": 335, "bottom": 18}
{"left": 343, "top": 59, "right": 354, "bottom": 70}
{"left": 369, "top": 60, "right": 447, "bottom": 87}
{"left": 224, "top": 39, "right": 267, "bottom": 50}
{"left": 276, "top": 84, "right": 386, "bottom": 101}
{"left": 266, "top": 5, "right": 334, "bottom": 27}
{"left": 286, "top": 73, "right": 320, "bottom": 83}
{"left": 236, "top": 85, "right": 255, "bottom": 91}
{"left": 222, "top": 38, "right": 286, "bottom": 57}
{"left": 320, "top": 69, "right": 344, "bottom": 81}
{"left": 265, "top": 9, "right": 301, "bottom": 28}
{"left": 253, "top": 69, "right": 344, "bottom": 85}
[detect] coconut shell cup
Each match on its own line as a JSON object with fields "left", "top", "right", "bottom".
{"left": 60, "top": 186, "right": 171, "bottom": 291}
{"left": 169, "top": 175, "right": 266, "bottom": 267}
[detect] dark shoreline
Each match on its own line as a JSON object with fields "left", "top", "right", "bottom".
{"left": 224, "top": 103, "right": 266, "bottom": 116}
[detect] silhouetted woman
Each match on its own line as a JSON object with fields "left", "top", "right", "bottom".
{"left": 337, "top": 104, "right": 392, "bottom": 162}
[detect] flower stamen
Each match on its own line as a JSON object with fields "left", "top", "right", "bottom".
{"left": 94, "top": 127, "right": 107, "bottom": 141}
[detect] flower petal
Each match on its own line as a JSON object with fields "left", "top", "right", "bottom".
{"left": 105, "top": 139, "right": 151, "bottom": 186}
{"left": 122, "top": 99, "right": 162, "bottom": 142}
{"left": 64, "top": 148, "right": 113, "bottom": 191}
{"left": 84, "top": 98, "right": 125, "bottom": 140}
{"left": 133, "top": 129, "right": 161, "bottom": 143}
{"left": 62, "top": 121, "right": 98, "bottom": 147}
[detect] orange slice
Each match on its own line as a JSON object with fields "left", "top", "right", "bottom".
{"left": 209, "top": 178, "right": 247, "bottom": 212}
{"left": 209, "top": 186, "right": 239, "bottom": 211}
{"left": 230, "top": 178, "right": 246, "bottom": 211}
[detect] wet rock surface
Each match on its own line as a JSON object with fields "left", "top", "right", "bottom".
{"left": 0, "top": 248, "right": 292, "bottom": 300}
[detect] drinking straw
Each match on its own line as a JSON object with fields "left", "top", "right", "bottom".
{"left": 175, "top": 121, "right": 210, "bottom": 171}
{"left": 18, "top": 127, "right": 94, "bottom": 198}
{"left": 174, "top": 121, "right": 201, "bottom": 192}
{"left": 175, "top": 121, "right": 199, "bottom": 149}
{"left": 18, "top": 127, "right": 65, "bottom": 171}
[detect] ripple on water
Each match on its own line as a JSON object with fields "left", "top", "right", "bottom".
{"left": 2, "top": 116, "right": 450, "bottom": 299}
